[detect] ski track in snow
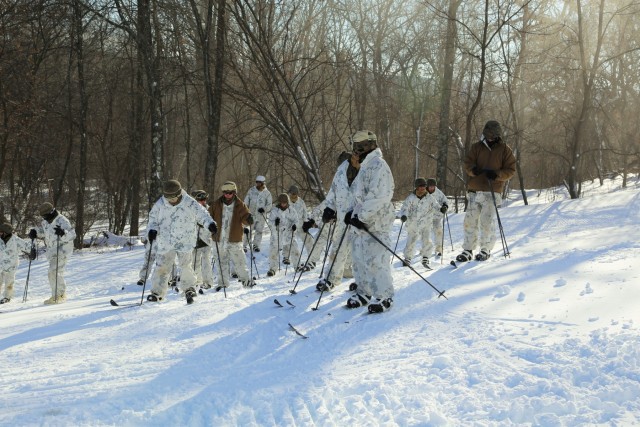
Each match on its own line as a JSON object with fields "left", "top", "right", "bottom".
{"left": 0, "top": 179, "right": 639, "bottom": 426}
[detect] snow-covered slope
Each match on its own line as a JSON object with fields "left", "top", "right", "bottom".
{"left": 1, "top": 179, "right": 639, "bottom": 426}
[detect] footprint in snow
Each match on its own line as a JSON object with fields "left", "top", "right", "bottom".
{"left": 579, "top": 283, "right": 593, "bottom": 296}
{"left": 517, "top": 292, "right": 525, "bottom": 302}
{"left": 554, "top": 278, "right": 567, "bottom": 287}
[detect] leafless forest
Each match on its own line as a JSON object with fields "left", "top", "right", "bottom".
{"left": 1, "top": 0, "right": 639, "bottom": 247}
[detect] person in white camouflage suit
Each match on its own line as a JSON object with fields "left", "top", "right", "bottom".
{"left": 286, "top": 185, "right": 314, "bottom": 270}
{"left": 192, "top": 190, "right": 215, "bottom": 290}
{"left": 425, "top": 178, "right": 449, "bottom": 256}
{"left": 208, "top": 181, "right": 255, "bottom": 291}
{"left": 28, "top": 203, "right": 76, "bottom": 304}
{"left": 399, "top": 177, "right": 442, "bottom": 268}
{"left": 456, "top": 120, "right": 516, "bottom": 263}
{"left": 344, "top": 130, "right": 396, "bottom": 313}
{"left": 146, "top": 180, "right": 217, "bottom": 303}
{"left": 0, "top": 223, "right": 35, "bottom": 304}
{"left": 266, "top": 193, "right": 300, "bottom": 277}
{"left": 316, "top": 151, "right": 357, "bottom": 292}
{"left": 244, "top": 175, "right": 272, "bottom": 252}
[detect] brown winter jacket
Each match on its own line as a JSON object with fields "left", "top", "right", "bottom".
{"left": 463, "top": 139, "right": 516, "bottom": 193}
{"left": 208, "top": 196, "right": 252, "bottom": 243}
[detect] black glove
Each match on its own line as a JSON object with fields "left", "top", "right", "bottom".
{"left": 344, "top": 210, "right": 353, "bottom": 225}
{"left": 54, "top": 225, "right": 65, "bottom": 237}
{"left": 400, "top": 215, "right": 407, "bottom": 223}
{"left": 30, "top": 247, "right": 37, "bottom": 260}
{"left": 258, "top": 208, "right": 265, "bottom": 214}
{"left": 440, "top": 204, "right": 448, "bottom": 214}
{"left": 275, "top": 218, "right": 280, "bottom": 227}
{"left": 243, "top": 227, "right": 250, "bottom": 236}
{"left": 302, "top": 219, "right": 315, "bottom": 233}
{"left": 471, "top": 165, "right": 483, "bottom": 176}
{"left": 291, "top": 224, "right": 297, "bottom": 231}
{"left": 350, "top": 215, "right": 366, "bottom": 230}
{"left": 484, "top": 169, "right": 498, "bottom": 180}
{"left": 29, "top": 229, "right": 37, "bottom": 240}
{"left": 322, "top": 207, "right": 336, "bottom": 223}
{"left": 208, "top": 222, "right": 218, "bottom": 234}
{"left": 246, "top": 214, "right": 254, "bottom": 225}
{"left": 148, "top": 229, "right": 157, "bottom": 242}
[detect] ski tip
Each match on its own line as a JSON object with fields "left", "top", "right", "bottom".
{"left": 450, "top": 260, "right": 457, "bottom": 268}
{"left": 274, "top": 299, "right": 283, "bottom": 307}
{"left": 109, "top": 299, "right": 119, "bottom": 307}
{"left": 286, "top": 300, "right": 296, "bottom": 308}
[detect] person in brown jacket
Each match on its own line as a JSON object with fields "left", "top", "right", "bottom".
{"left": 456, "top": 120, "right": 516, "bottom": 263}
{"left": 208, "top": 181, "right": 255, "bottom": 290}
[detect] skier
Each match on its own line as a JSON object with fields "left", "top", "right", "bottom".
{"left": 192, "top": 190, "right": 215, "bottom": 290}
{"left": 146, "top": 180, "right": 217, "bottom": 303}
{"left": 208, "top": 181, "right": 255, "bottom": 290}
{"left": 298, "top": 199, "right": 330, "bottom": 272}
{"left": 425, "top": 178, "right": 449, "bottom": 256}
{"left": 29, "top": 202, "right": 76, "bottom": 304}
{"left": 316, "top": 151, "right": 357, "bottom": 292}
{"left": 0, "top": 223, "right": 35, "bottom": 304}
{"left": 456, "top": 120, "right": 516, "bottom": 262}
{"left": 399, "top": 177, "right": 441, "bottom": 268}
{"left": 286, "top": 185, "right": 314, "bottom": 270}
{"left": 343, "top": 130, "right": 396, "bottom": 313}
{"left": 244, "top": 175, "right": 272, "bottom": 252}
{"left": 266, "top": 193, "right": 300, "bottom": 277}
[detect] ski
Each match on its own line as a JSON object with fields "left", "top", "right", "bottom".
{"left": 450, "top": 260, "right": 458, "bottom": 268}
{"left": 274, "top": 298, "right": 283, "bottom": 307}
{"left": 286, "top": 300, "right": 296, "bottom": 308}
{"left": 109, "top": 299, "right": 142, "bottom": 308}
{"left": 288, "top": 323, "right": 308, "bottom": 339}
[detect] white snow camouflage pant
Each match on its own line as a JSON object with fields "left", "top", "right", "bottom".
{"left": 151, "top": 250, "right": 197, "bottom": 298}
{"left": 350, "top": 228, "right": 394, "bottom": 300}
{"left": 215, "top": 241, "right": 250, "bottom": 287}
{"left": 48, "top": 251, "right": 69, "bottom": 298}
{"left": 462, "top": 191, "right": 502, "bottom": 253}
{"left": 432, "top": 214, "right": 445, "bottom": 254}
{"left": 403, "top": 220, "right": 436, "bottom": 261}
{"left": 248, "top": 213, "right": 267, "bottom": 250}
{"left": 1, "top": 269, "right": 16, "bottom": 300}
{"left": 325, "top": 222, "right": 353, "bottom": 286}
{"left": 193, "top": 245, "right": 214, "bottom": 287}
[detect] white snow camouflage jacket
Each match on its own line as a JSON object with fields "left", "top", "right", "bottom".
{"left": 325, "top": 160, "right": 353, "bottom": 219}
{"left": 0, "top": 235, "right": 32, "bottom": 274}
{"left": 269, "top": 206, "right": 300, "bottom": 239}
{"left": 349, "top": 148, "right": 395, "bottom": 233}
{"left": 148, "top": 190, "right": 216, "bottom": 253}
{"left": 289, "top": 197, "right": 308, "bottom": 226}
{"left": 399, "top": 192, "right": 441, "bottom": 226}
{"left": 244, "top": 186, "right": 273, "bottom": 216}
{"left": 196, "top": 203, "right": 213, "bottom": 247}
{"left": 430, "top": 187, "right": 448, "bottom": 217}
{"left": 35, "top": 213, "right": 76, "bottom": 258}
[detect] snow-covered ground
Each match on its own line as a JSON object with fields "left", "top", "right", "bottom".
{"left": 1, "top": 177, "right": 639, "bottom": 426}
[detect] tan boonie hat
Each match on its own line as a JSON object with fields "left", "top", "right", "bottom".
{"left": 221, "top": 181, "right": 238, "bottom": 193}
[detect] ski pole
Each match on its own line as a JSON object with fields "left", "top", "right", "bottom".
{"left": 445, "top": 211, "right": 453, "bottom": 251}
{"left": 276, "top": 221, "right": 281, "bottom": 272}
{"left": 313, "top": 223, "right": 350, "bottom": 311}
{"left": 391, "top": 220, "right": 404, "bottom": 263}
{"left": 487, "top": 177, "right": 510, "bottom": 258}
{"left": 54, "top": 233, "right": 60, "bottom": 303}
{"left": 244, "top": 227, "right": 252, "bottom": 282}
{"left": 22, "top": 238, "right": 36, "bottom": 303}
{"left": 360, "top": 224, "right": 447, "bottom": 299}
{"left": 318, "top": 221, "right": 336, "bottom": 279}
{"left": 138, "top": 239, "right": 154, "bottom": 304}
{"left": 284, "top": 226, "right": 296, "bottom": 276}
{"left": 440, "top": 215, "right": 446, "bottom": 264}
{"left": 213, "top": 234, "right": 227, "bottom": 298}
{"left": 290, "top": 231, "right": 308, "bottom": 279}
{"left": 289, "top": 222, "right": 326, "bottom": 294}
